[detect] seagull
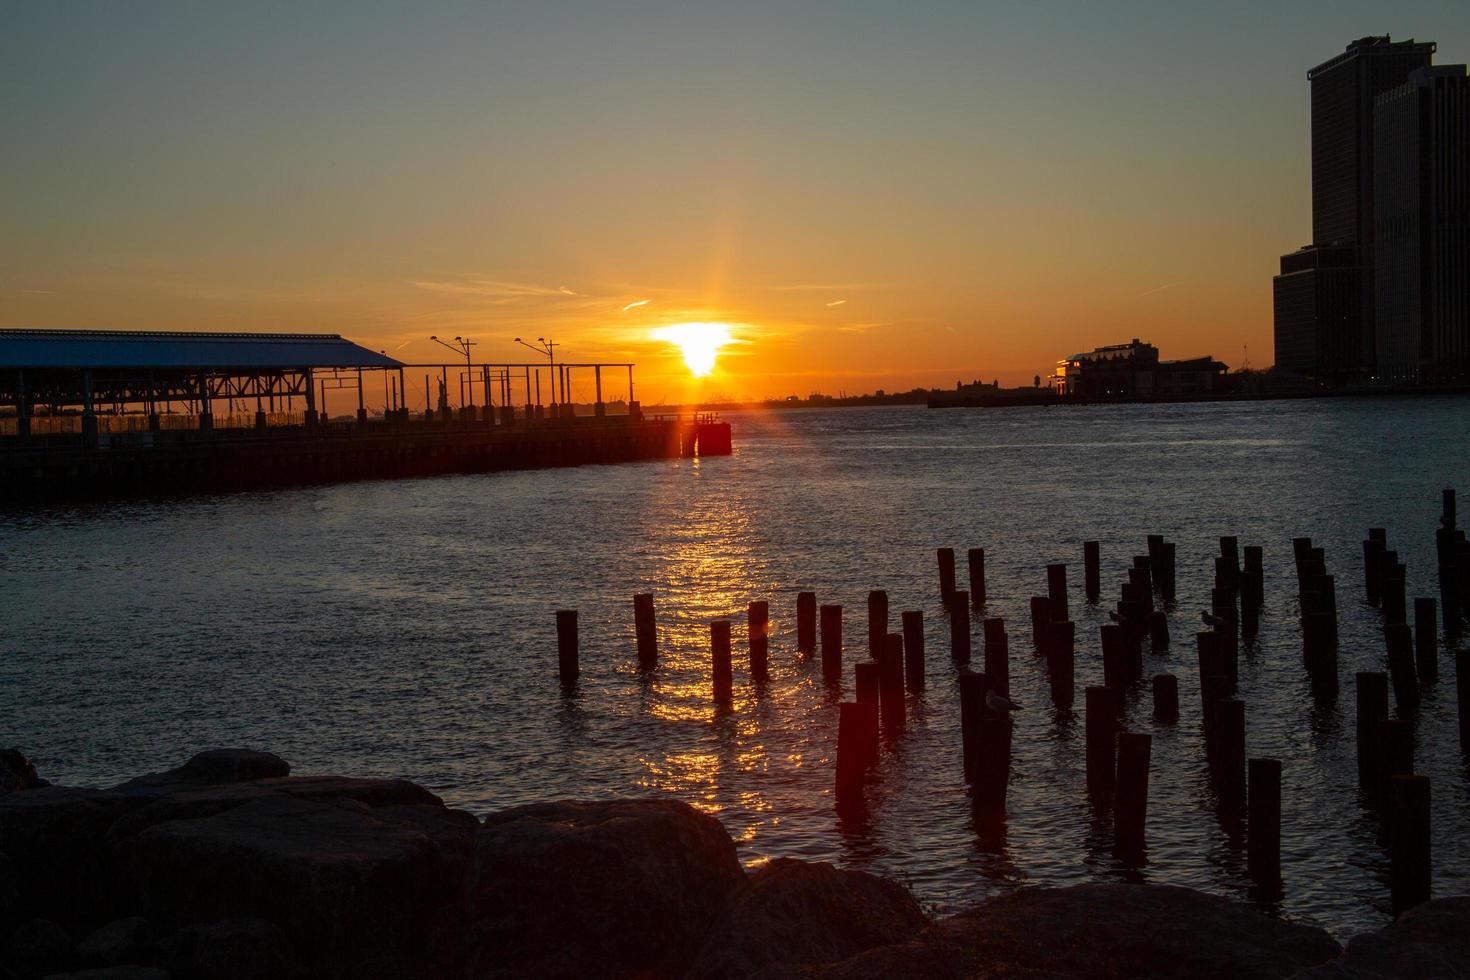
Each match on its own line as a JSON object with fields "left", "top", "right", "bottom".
{"left": 1200, "top": 610, "right": 1230, "bottom": 628}
{"left": 986, "top": 689, "right": 1021, "bottom": 716}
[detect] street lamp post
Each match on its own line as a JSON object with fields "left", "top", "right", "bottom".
{"left": 514, "top": 336, "right": 559, "bottom": 416}
{"left": 429, "top": 335, "right": 476, "bottom": 417}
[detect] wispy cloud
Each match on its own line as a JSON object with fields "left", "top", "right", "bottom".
{"left": 769, "top": 281, "right": 892, "bottom": 292}
{"left": 20, "top": 289, "right": 57, "bottom": 295}
{"left": 410, "top": 278, "right": 578, "bottom": 303}
{"left": 622, "top": 299, "right": 651, "bottom": 312}
{"left": 825, "top": 299, "right": 847, "bottom": 307}
{"left": 1140, "top": 282, "right": 1175, "bottom": 297}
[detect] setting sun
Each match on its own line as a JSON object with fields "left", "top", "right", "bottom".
{"left": 654, "top": 322, "right": 734, "bottom": 378}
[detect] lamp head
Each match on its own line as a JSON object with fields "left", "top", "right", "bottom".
{"left": 430, "top": 335, "right": 437, "bottom": 340}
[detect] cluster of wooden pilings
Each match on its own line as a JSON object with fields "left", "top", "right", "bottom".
{"left": 549, "top": 489, "right": 1468, "bottom": 913}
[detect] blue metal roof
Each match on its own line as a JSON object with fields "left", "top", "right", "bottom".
{"left": 0, "top": 329, "right": 402, "bottom": 370}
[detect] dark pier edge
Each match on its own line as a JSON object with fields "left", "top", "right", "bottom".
{"left": 0, "top": 415, "right": 733, "bottom": 502}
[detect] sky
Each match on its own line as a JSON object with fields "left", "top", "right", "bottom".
{"left": 4, "top": 1, "right": 1469, "bottom": 405}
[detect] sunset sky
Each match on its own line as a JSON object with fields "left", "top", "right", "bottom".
{"left": 4, "top": 2, "right": 1469, "bottom": 405}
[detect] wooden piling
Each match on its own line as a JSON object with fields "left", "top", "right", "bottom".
{"left": 937, "top": 547, "right": 957, "bottom": 607}
{"left": 854, "top": 661, "right": 880, "bottom": 705}
{"left": 867, "top": 589, "right": 889, "bottom": 660}
{"left": 748, "top": 600, "right": 769, "bottom": 683}
{"left": 1413, "top": 597, "right": 1438, "bottom": 683}
{"left": 1159, "top": 541, "right": 1177, "bottom": 604}
{"left": 1212, "top": 698, "right": 1247, "bottom": 810}
{"left": 1247, "top": 758, "right": 1282, "bottom": 889}
{"left": 878, "top": 633, "right": 906, "bottom": 734}
{"left": 967, "top": 548, "right": 987, "bottom": 607}
{"left": 1364, "top": 538, "right": 1385, "bottom": 605}
{"left": 983, "top": 618, "right": 1010, "bottom": 696}
{"left": 1085, "top": 685, "right": 1119, "bottom": 796}
{"left": 1378, "top": 719, "right": 1414, "bottom": 803}
{"left": 1084, "top": 541, "right": 1101, "bottom": 604}
{"left": 1445, "top": 487, "right": 1458, "bottom": 529}
{"left": 1356, "top": 672, "right": 1389, "bottom": 788}
{"left": 1220, "top": 535, "right": 1240, "bottom": 592}
{"left": 1047, "top": 563, "right": 1069, "bottom": 623}
{"left": 950, "top": 591, "right": 972, "bottom": 664}
{"left": 1152, "top": 673, "right": 1179, "bottom": 722}
{"left": 820, "top": 604, "right": 843, "bottom": 683}
{"left": 1048, "top": 619, "right": 1075, "bottom": 710}
{"left": 1459, "top": 650, "right": 1470, "bottom": 753}
{"left": 556, "top": 609, "right": 579, "bottom": 685}
{"left": 1148, "top": 610, "right": 1169, "bottom": 652}
{"left": 974, "top": 715, "right": 1012, "bottom": 811}
{"left": 633, "top": 593, "right": 657, "bottom": 671}
{"left": 958, "top": 672, "right": 987, "bottom": 783}
{"left": 1386, "top": 623, "right": 1420, "bottom": 714}
{"left": 1102, "top": 624, "right": 1127, "bottom": 689}
{"left": 797, "top": 591, "right": 817, "bottom": 654}
{"left": 1114, "top": 732, "right": 1152, "bottom": 856}
{"left": 835, "top": 702, "right": 878, "bottom": 804}
{"left": 1029, "top": 596, "right": 1050, "bottom": 647}
{"left": 1390, "top": 775, "right": 1431, "bottom": 913}
{"left": 901, "top": 610, "right": 925, "bottom": 693}
{"left": 711, "top": 621, "right": 733, "bottom": 702}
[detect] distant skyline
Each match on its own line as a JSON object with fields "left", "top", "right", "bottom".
{"left": 4, "top": 2, "right": 1469, "bottom": 403}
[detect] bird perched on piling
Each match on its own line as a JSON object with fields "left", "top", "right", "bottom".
{"left": 985, "top": 689, "right": 1020, "bottom": 717}
{"left": 1200, "top": 610, "right": 1231, "bottom": 628}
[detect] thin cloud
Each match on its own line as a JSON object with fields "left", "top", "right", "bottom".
{"left": 622, "top": 299, "right": 651, "bottom": 312}
{"left": 558, "top": 285, "right": 580, "bottom": 296}
{"left": 769, "top": 282, "right": 892, "bottom": 292}
{"left": 410, "top": 278, "right": 573, "bottom": 300}
{"left": 825, "top": 299, "right": 847, "bottom": 307}
{"left": 1140, "top": 283, "right": 1175, "bottom": 297}
{"left": 21, "top": 289, "right": 58, "bottom": 295}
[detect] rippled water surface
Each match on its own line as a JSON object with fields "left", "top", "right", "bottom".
{"left": 4, "top": 398, "right": 1469, "bottom": 937}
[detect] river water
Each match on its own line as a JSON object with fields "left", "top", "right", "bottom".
{"left": 3, "top": 398, "right": 1468, "bottom": 937}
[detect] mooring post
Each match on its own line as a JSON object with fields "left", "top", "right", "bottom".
{"left": 982, "top": 617, "right": 1009, "bottom": 696}
{"left": 901, "top": 610, "right": 925, "bottom": 692}
{"left": 1102, "top": 623, "right": 1127, "bottom": 689}
{"left": 1152, "top": 673, "right": 1179, "bottom": 722}
{"left": 1084, "top": 541, "right": 1101, "bottom": 604}
{"left": 1029, "top": 595, "right": 1050, "bottom": 648}
{"left": 1247, "top": 758, "right": 1282, "bottom": 889}
{"left": 1085, "top": 685, "right": 1119, "bottom": 797}
{"left": 1148, "top": 610, "right": 1169, "bottom": 652}
{"left": 1356, "top": 672, "right": 1389, "bottom": 789}
{"left": 879, "top": 633, "right": 906, "bottom": 734}
{"left": 1048, "top": 619, "right": 1075, "bottom": 710}
{"left": 867, "top": 589, "right": 889, "bottom": 660}
{"left": 950, "top": 591, "right": 972, "bottom": 664}
{"left": 1046, "top": 563, "right": 1068, "bottom": 623}
{"left": 1445, "top": 488, "right": 1458, "bottom": 529}
{"left": 974, "top": 715, "right": 1013, "bottom": 811}
{"left": 711, "top": 621, "right": 733, "bottom": 702}
{"left": 1385, "top": 623, "right": 1420, "bottom": 714}
{"left": 854, "top": 662, "right": 880, "bottom": 705}
{"left": 967, "top": 548, "right": 987, "bottom": 607}
{"left": 1159, "top": 541, "right": 1177, "bottom": 604}
{"left": 1378, "top": 719, "right": 1414, "bottom": 804}
{"left": 748, "top": 600, "right": 770, "bottom": 683}
{"left": 1212, "top": 698, "right": 1247, "bottom": 811}
{"left": 1390, "top": 774, "right": 1432, "bottom": 914}
{"left": 633, "top": 593, "right": 657, "bottom": 671}
{"left": 1364, "top": 537, "right": 1385, "bottom": 605}
{"left": 835, "top": 702, "right": 878, "bottom": 805}
{"left": 797, "top": 591, "right": 817, "bottom": 655}
{"left": 1458, "top": 650, "right": 1470, "bottom": 754}
{"left": 820, "top": 604, "right": 843, "bottom": 684}
{"left": 937, "top": 547, "right": 957, "bottom": 608}
{"left": 556, "top": 610, "right": 579, "bottom": 685}
{"left": 1114, "top": 732, "right": 1152, "bottom": 856}
{"left": 1413, "top": 597, "right": 1438, "bottom": 683}
{"left": 958, "top": 672, "right": 987, "bottom": 783}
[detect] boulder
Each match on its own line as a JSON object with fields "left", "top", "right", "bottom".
{"left": 154, "top": 918, "right": 302, "bottom": 980}
{"left": 472, "top": 798, "right": 746, "bottom": 979}
{"left": 688, "top": 858, "right": 929, "bottom": 979}
{"left": 75, "top": 918, "right": 154, "bottom": 969}
{"left": 5, "top": 917, "right": 76, "bottom": 978}
{"left": 0, "top": 749, "right": 49, "bottom": 793}
{"left": 41, "top": 969, "right": 170, "bottom": 980}
{"left": 113, "top": 750, "right": 289, "bottom": 790}
{"left": 1294, "top": 896, "right": 1470, "bottom": 978}
{"left": 807, "top": 884, "right": 1340, "bottom": 980}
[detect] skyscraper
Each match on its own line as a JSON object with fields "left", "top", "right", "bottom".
{"left": 1273, "top": 36, "right": 1436, "bottom": 383}
{"left": 1374, "top": 66, "right": 1470, "bottom": 384}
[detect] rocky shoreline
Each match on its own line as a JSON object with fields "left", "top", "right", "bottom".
{"left": 1, "top": 749, "right": 1464, "bottom": 979}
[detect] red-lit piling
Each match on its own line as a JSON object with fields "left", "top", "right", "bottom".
{"left": 1248, "top": 758, "right": 1282, "bottom": 889}
{"left": 901, "top": 610, "right": 926, "bottom": 692}
{"left": 983, "top": 617, "right": 1010, "bottom": 696}
{"left": 633, "top": 593, "right": 657, "bottom": 671}
{"left": 950, "top": 591, "right": 972, "bottom": 664}
{"left": 1356, "top": 672, "right": 1389, "bottom": 789}
{"left": 867, "top": 589, "right": 889, "bottom": 660}
{"left": 974, "top": 714, "right": 1013, "bottom": 811}
{"left": 878, "top": 633, "right": 906, "bottom": 734}
{"left": 1114, "top": 732, "right": 1152, "bottom": 856}
{"left": 748, "top": 600, "right": 769, "bottom": 683}
{"left": 711, "top": 621, "right": 733, "bottom": 702}
{"left": 1047, "top": 563, "right": 1069, "bottom": 623}
{"left": 937, "top": 547, "right": 957, "bottom": 608}
{"left": 556, "top": 609, "right": 579, "bottom": 685}
{"left": 835, "top": 701, "right": 879, "bottom": 805}
{"left": 1048, "top": 619, "right": 1075, "bottom": 710}
{"left": 958, "top": 672, "right": 987, "bottom": 784}
{"left": 797, "top": 591, "right": 817, "bottom": 655}
{"left": 1413, "top": 597, "right": 1438, "bottom": 683}
{"left": 1084, "top": 541, "right": 1101, "bottom": 604}
{"left": 968, "top": 548, "right": 987, "bottom": 607}
{"left": 1152, "top": 673, "right": 1179, "bottom": 722}
{"left": 854, "top": 661, "right": 880, "bottom": 705}
{"left": 1085, "top": 685, "right": 1119, "bottom": 797}
{"left": 820, "top": 604, "right": 843, "bottom": 684}
{"left": 1390, "top": 775, "right": 1431, "bottom": 913}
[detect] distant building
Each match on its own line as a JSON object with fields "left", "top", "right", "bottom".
{"left": 1373, "top": 66, "right": 1470, "bottom": 384}
{"left": 1051, "top": 339, "right": 1227, "bottom": 398}
{"left": 1272, "top": 244, "right": 1362, "bottom": 381}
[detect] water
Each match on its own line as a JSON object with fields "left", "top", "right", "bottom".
{"left": 3, "top": 398, "right": 1468, "bottom": 938}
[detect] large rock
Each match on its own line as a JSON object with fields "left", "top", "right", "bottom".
{"left": 472, "top": 798, "right": 746, "bottom": 979}
{"left": 114, "top": 750, "right": 289, "bottom": 789}
{"left": 807, "top": 884, "right": 1341, "bottom": 980}
{"left": 1294, "top": 896, "right": 1470, "bottom": 978}
{"left": 0, "top": 749, "right": 49, "bottom": 793}
{"left": 154, "top": 917, "right": 303, "bottom": 980}
{"left": 75, "top": 917, "right": 154, "bottom": 968}
{"left": 688, "top": 858, "right": 929, "bottom": 979}
{"left": 5, "top": 917, "right": 76, "bottom": 977}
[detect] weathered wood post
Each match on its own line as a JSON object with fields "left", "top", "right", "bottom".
{"left": 958, "top": 672, "right": 987, "bottom": 783}
{"left": 1102, "top": 624, "right": 1127, "bottom": 689}
{"left": 901, "top": 610, "right": 925, "bottom": 692}
{"left": 1212, "top": 698, "right": 1247, "bottom": 811}
{"left": 1356, "top": 672, "right": 1389, "bottom": 789}
{"left": 1364, "top": 537, "right": 1386, "bottom": 605}
{"left": 854, "top": 661, "right": 880, "bottom": 705}
{"left": 820, "top": 604, "right": 843, "bottom": 684}
{"left": 867, "top": 589, "right": 889, "bottom": 660}
{"left": 1048, "top": 619, "right": 1075, "bottom": 710}
{"left": 1247, "top": 758, "right": 1282, "bottom": 889}
{"left": 1152, "top": 673, "right": 1179, "bottom": 722}
{"left": 878, "top": 633, "right": 906, "bottom": 734}
{"left": 797, "top": 591, "right": 817, "bottom": 655}
{"left": 556, "top": 609, "right": 579, "bottom": 685}
{"left": 1084, "top": 541, "right": 1101, "bottom": 603}
{"left": 1390, "top": 774, "right": 1431, "bottom": 913}
{"left": 748, "top": 600, "right": 769, "bottom": 683}
{"left": 968, "top": 548, "right": 987, "bottom": 607}
{"left": 937, "top": 547, "right": 957, "bottom": 608}
{"left": 1379, "top": 719, "right": 1414, "bottom": 804}
{"left": 950, "top": 591, "right": 972, "bottom": 664}
{"left": 1046, "top": 563, "right": 1068, "bottom": 623}
{"left": 1445, "top": 487, "right": 1458, "bottom": 529}
{"left": 1029, "top": 596, "right": 1050, "bottom": 647}
{"left": 633, "top": 593, "right": 657, "bottom": 671}
{"left": 711, "top": 621, "right": 733, "bottom": 702}
{"left": 1220, "top": 536, "right": 1240, "bottom": 593}
{"left": 1159, "top": 541, "right": 1177, "bottom": 604}
{"left": 1459, "top": 650, "right": 1470, "bottom": 753}
{"left": 835, "top": 701, "right": 879, "bottom": 805}
{"left": 1085, "top": 685, "right": 1119, "bottom": 797}
{"left": 1148, "top": 610, "right": 1169, "bottom": 652}
{"left": 1413, "top": 597, "right": 1438, "bottom": 683}
{"left": 983, "top": 617, "right": 1009, "bottom": 696}
{"left": 1114, "top": 732, "right": 1152, "bottom": 856}
{"left": 974, "top": 714, "right": 1013, "bottom": 811}
{"left": 1385, "top": 623, "right": 1420, "bottom": 714}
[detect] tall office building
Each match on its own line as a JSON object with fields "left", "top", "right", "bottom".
{"left": 1374, "top": 66, "right": 1470, "bottom": 383}
{"left": 1273, "top": 36, "right": 1436, "bottom": 383}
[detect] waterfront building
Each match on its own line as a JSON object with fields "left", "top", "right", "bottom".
{"left": 1051, "top": 340, "right": 1228, "bottom": 398}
